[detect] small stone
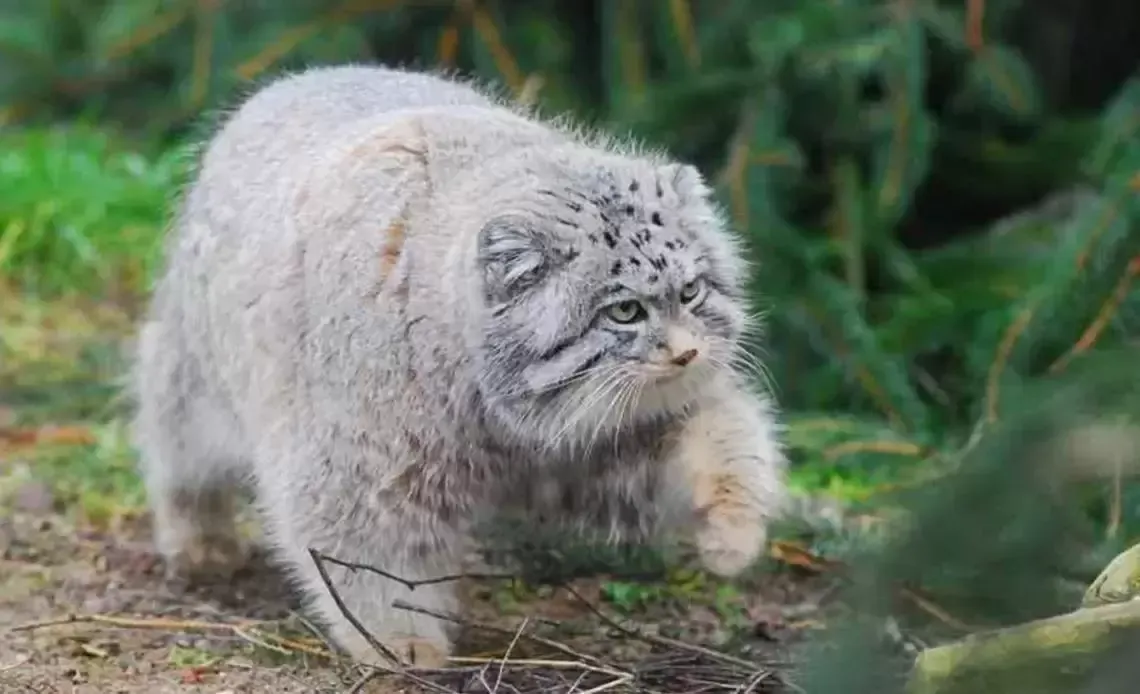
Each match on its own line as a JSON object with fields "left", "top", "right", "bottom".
{"left": 14, "top": 480, "right": 54, "bottom": 514}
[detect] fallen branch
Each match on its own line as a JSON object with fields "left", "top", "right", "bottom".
{"left": 8, "top": 613, "right": 262, "bottom": 634}
{"left": 492, "top": 616, "right": 529, "bottom": 691}
{"left": 897, "top": 586, "right": 978, "bottom": 633}
{"left": 309, "top": 550, "right": 475, "bottom": 694}
{"left": 908, "top": 599, "right": 1140, "bottom": 694}
{"left": 6, "top": 612, "right": 338, "bottom": 661}
{"left": 558, "top": 581, "right": 771, "bottom": 674}
{"left": 312, "top": 549, "right": 514, "bottom": 591}
{"left": 306, "top": 547, "right": 404, "bottom": 668}
{"left": 446, "top": 656, "right": 629, "bottom": 679}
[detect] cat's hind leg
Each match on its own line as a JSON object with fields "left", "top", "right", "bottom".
{"left": 132, "top": 318, "right": 249, "bottom": 579}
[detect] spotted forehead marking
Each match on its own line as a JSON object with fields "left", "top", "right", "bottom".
{"left": 538, "top": 178, "right": 699, "bottom": 286}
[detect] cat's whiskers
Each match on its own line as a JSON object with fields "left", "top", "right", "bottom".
{"left": 702, "top": 332, "right": 774, "bottom": 394}
{"left": 625, "top": 375, "right": 650, "bottom": 449}
{"left": 567, "top": 370, "right": 632, "bottom": 455}
{"left": 608, "top": 381, "right": 632, "bottom": 460}
{"left": 567, "top": 369, "right": 634, "bottom": 454}
{"left": 708, "top": 349, "right": 764, "bottom": 387}
{"left": 544, "top": 363, "right": 627, "bottom": 451}
{"left": 741, "top": 308, "right": 769, "bottom": 331}
{"left": 540, "top": 364, "right": 614, "bottom": 428}
{"left": 618, "top": 370, "right": 645, "bottom": 435}
{"left": 582, "top": 367, "right": 638, "bottom": 459}
{"left": 724, "top": 345, "right": 764, "bottom": 374}
{"left": 730, "top": 347, "right": 776, "bottom": 394}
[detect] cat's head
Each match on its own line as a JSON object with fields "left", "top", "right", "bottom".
{"left": 472, "top": 150, "right": 760, "bottom": 451}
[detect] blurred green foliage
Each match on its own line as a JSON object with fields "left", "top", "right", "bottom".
{"left": 796, "top": 346, "right": 1140, "bottom": 694}
{"left": 2, "top": 0, "right": 1140, "bottom": 522}
{"left": 0, "top": 127, "right": 182, "bottom": 295}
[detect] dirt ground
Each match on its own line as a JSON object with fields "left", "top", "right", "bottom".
{"left": 0, "top": 485, "right": 834, "bottom": 694}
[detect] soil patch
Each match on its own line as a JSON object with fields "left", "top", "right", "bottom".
{"left": 1, "top": 499, "right": 829, "bottom": 693}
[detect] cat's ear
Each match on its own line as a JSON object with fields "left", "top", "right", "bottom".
{"left": 477, "top": 216, "right": 556, "bottom": 303}
{"left": 659, "top": 163, "right": 711, "bottom": 204}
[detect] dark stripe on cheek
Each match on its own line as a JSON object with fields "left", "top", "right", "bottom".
{"left": 537, "top": 310, "right": 603, "bottom": 360}
{"left": 693, "top": 304, "right": 736, "bottom": 339}
{"left": 525, "top": 338, "right": 607, "bottom": 396}
{"left": 700, "top": 272, "right": 741, "bottom": 300}
{"left": 572, "top": 351, "right": 605, "bottom": 378}
{"left": 601, "top": 326, "right": 639, "bottom": 351}
{"left": 539, "top": 333, "right": 579, "bottom": 361}
{"left": 703, "top": 261, "right": 747, "bottom": 300}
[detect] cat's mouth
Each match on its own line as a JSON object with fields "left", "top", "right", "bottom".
{"left": 639, "top": 359, "right": 710, "bottom": 388}
{"left": 647, "top": 366, "right": 688, "bottom": 383}
{"left": 642, "top": 346, "right": 705, "bottom": 382}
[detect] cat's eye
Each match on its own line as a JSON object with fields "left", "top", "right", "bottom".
{"left": 679, "top": 278, "right": 705, "bottom": 304}
{"left": 606, "top": 300, "right": 646, "bottom": 324}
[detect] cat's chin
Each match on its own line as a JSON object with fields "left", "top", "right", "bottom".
{"left": 629, "top": 371, "right": 714, "bottom": 422}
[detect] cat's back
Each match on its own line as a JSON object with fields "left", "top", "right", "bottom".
{"left": 192, "top": 65, "right": 502, "bottom": 202}
{"left": 167, "top": 64, "right": 528, "bottom": 317}
{"left": 257, "top": 63, "right": 501, "bottom": 115}
{"left": 216, "top": 64, "right": 501, "bottom": 148}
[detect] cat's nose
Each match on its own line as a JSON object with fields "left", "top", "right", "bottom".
{"left": 671, "top": 348, "right": 698, "bottom": 367}
{"left": 663, "top": 324, "right": 703, "bottom": 368}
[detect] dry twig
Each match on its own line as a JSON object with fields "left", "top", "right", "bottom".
{"left": 307, "top": 547, "right": 403, "bottom": 667}
{"left": 310, "top": 548, "right": 793, "bottom": 692}
{"left": 558, "top": 582, "right": 771, "bottom": 674}
{"left": 313, "top": 549, "right": 514, "bottom": 590}
{"left": 392, "top": 599, "right": 610, "bottom": 668}
{"left": 6, "top": 612, "right": 339, "bottom": 662}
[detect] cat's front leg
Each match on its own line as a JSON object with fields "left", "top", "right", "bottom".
{"left": 255, "top": 442, "right": 465, "bottom": 668}
{"left": 671, "top": 384, "right": 789, "bottom": 577}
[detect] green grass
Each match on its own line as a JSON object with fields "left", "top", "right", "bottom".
{"left": 0, "top": 126, "right": 187, "bottom": 298}
{"left": 0, "top": 128, "right": 185, "bottom": 526}
{"left": 0, "top": 279, "right": 144, "bottom": 525}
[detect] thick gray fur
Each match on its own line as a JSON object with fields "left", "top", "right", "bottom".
{"left": 131, "top": 64, "right": 789, "bottom": 667}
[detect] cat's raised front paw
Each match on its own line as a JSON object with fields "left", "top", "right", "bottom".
{"left": 695, "top": 512, "right": 768, "bottom": 578}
